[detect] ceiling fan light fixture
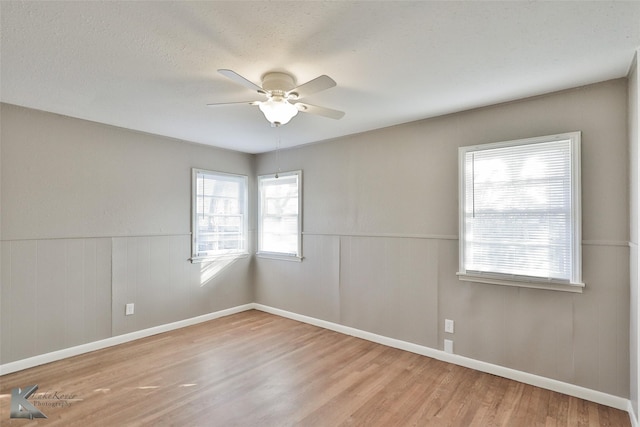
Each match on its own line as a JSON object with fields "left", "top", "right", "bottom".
{"left": 213, "top": 69, "right": 344, "bottom": 125}
{"left": 258, "top": 97, "right": 298, "bottom": 126}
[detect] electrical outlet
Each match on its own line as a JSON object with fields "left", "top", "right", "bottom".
{"left": 125, "top": 303, "right": 135, "bottom": 316}
{"left": 445, "top": 319, "right": 454, "bottom": 334}
{"left": 444, "top": 339, "right": 454, "bottom": 354}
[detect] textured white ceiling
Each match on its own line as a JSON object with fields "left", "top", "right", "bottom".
{"left": 1, "top": 1, "right": 639, "bottom": 153}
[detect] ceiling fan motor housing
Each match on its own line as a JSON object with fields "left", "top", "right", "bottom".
{"left": 262, "top": 72, "right": 296, "bottom": 94}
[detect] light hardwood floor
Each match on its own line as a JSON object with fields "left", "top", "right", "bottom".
{"left": 0, "top": 310, "right": 631, "bottom": 426}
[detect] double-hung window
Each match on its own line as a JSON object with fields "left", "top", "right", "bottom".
{"left": 191, "top": 169, "right": 248, "bottom": 261}
{"left": 257, "top": 170, "right": 302, "bottom": 260}
{"left": 458, "top": 132, "right": 583, "bottom": 292}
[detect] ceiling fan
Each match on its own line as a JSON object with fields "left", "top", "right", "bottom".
{"left": 208, "top": 69, "right": 345, "bottom": 127}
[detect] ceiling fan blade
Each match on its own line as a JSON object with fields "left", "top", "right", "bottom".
{"left": 295, "top": 102, "right": 345, "bottom": 120}
{"left": 288, "top": 75, "right": 336, "bottom": 99}
{"left": 218, "top": 69, "right": 265, "bottom": 94}
{"left": 206, "top": 101, "right": 260, "bottom": 107}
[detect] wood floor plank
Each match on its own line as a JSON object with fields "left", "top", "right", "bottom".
{"left": 0, "top": 310, "right": 631, "bottom": 426}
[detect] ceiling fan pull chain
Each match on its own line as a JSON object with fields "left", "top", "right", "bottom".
{"left": 275, "top": 129, "right": 281, "bottom": 179}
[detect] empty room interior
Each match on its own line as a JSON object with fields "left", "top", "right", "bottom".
{"left": 1, "top": 1, "right": 640, "bottom": 426}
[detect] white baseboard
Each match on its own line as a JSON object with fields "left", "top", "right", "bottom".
{"left": 252, "top": 303, "right": 631, "bottom": 413}
{"left": 0, "top": 303, "right": 254, "bottom": 376}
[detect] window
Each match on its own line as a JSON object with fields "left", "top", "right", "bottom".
{"left": 191, "top": 169, "right": 248, "bottom": 261}
{"left": 257, "top": 170, "right": 302, "bottom": 260}
{"left": 458, "top": 132, "right": 583, "bottom": 292}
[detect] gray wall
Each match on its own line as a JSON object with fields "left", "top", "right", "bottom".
{"left": 0, "top": 104, "right": 254, "bottom": 363}
{"left": 254, "top": 79, "right": 630, "bottom": 398}
{"left": 629, "top": 51, "right": 639, "bottom": 421}
{"left": 0, "top": 78, "right": 633, "bottom": 402}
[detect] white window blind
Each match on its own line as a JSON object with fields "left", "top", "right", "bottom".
{"left": 258, "top": 171, "right": 302, "bottom": 258}
{"left": 459, "top": 132, "right": 582, "bottom": 289}
{"left": 191, "top": 169, "right": 248, "bottom": 260}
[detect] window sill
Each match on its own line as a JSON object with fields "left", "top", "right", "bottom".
{"left": 190, "top": 253, "right": 249, "bottom": 264}
{"left": 256, "top": 252, "right": 303, "bottom": 262}
{"left": 457, "top": 272, "right": 585, "bottom": 293}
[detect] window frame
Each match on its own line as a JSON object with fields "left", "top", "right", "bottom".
{"left": 457, "top": 132, "right": 584, "bottom": 292}
{"left": 257, "top": 170, "right": 303, "bottom": 261}
{"left": 190, "top": 168, "right": 249, "bottom": 263}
